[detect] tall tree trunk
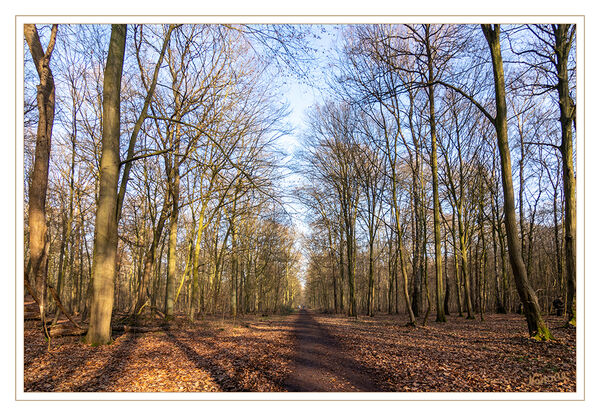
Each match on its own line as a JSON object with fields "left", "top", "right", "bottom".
{"left": 424, "top": 25, "right": 446, "bottom": 323}
{"left": 553, "top": 24, "right": 576, "bottom": 326}
{"left": 339, "top": 225, "right": 345, "bottom": 312}
{"left": 387, "top": 237, "right": 394, "bottom": 315}
{"left": 367, "top": 240, "right": 375, "bottom": 317}
{"left": 331, "top": 249, "right": 339, "bottom": 314}
{"left": 151, "top": 238, "right": 166, "bottom": 312}
{"left": 411, "top": 165, "right": 422, "bottom": 316}
{"left": 443, "top": 234, "right": 450, "bottom": 315}
{"left": 164, "top": 112, "right": 182, "bottom": 318}
{"left": 421, "top": 224, "right": 431, "bottom": 326}
{"left": 470, "top": 241, "right": 477, "bottom": 313}
{"left": 395, "top": 222, "right": 415, "bottom": 324}
{"left": 481, "top": 24, "right": 552, "bottom": 340}
{"left": 519, "top": 123, "right": 526, "bottom": 264}
{"left": 24, "top": 24, "right": 58, "bottom": 333}
{"left": 552, "top": 177, "right": 564, "bottom": 308}
{"left": 491, "top": 197, "right": 507, "bottom": 313}
{"left": 190, "top": 205, "right": 207, "bottom": 321}
{"left": 451, "top": 211, "right": 463, "bottom": 316}
{"left": 478, "top": 177, "right": 487, "bottom": 321}
{"left": 86, "top": 24, "right": 127, "bottom": 345}
{"left": 458, "top": 208, "right": 474, "bottom": 319}
{"left": 346, "top": 220, "right": 357, "bottom": 317}
{"left": 165, "top": 171, "right": 180, "bottom": 318}
{"left": 230, "top": 216, "right": 238, "bottom": 317}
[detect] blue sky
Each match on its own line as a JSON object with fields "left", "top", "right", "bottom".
{"left": 268, "top": 25, "right": 344, "bottom": 283}
{"left": 272, "top": 25, "right": 342, "bottom": 234}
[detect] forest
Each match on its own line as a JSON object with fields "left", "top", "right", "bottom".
{"left": 23, "top": 23, "right": 577, "bottom": 393}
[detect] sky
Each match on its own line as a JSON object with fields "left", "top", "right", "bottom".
{"left": 272, "top": 70, "right": 324, "bottom": 286}
{"left": 268, "top": 25, "right": 344, "bottom": 285}
{"left": 270, "top": 25, "right": 342, "bottom": 240}
{"left": 22, "top": 23, "right": 343, "bottom": 288}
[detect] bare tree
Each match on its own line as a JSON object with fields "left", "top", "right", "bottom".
{"left": 24, "top": 24, "right": 58, "bottom": 334}
{"left": 480, "top": 24, "right": 552, "bottom": 340}
{"left": 85, "top": 24, "right": 127, "bottom": 345}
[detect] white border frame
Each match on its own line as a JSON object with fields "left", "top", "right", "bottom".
{"left": 13, "top": 13, "right": 585, "bottom": 402}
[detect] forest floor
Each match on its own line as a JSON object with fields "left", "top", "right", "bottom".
{"left": 23, "top": 309, "right": 576, "bottom": 393}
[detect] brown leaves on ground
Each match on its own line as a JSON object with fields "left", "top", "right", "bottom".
{"left": 24, "top": 315, "right": 295, "bottom": 392}
{"left": 24, "top": 312, "right": 575, "bottom": 392}
{"left": 314, "top": 313, "right": 576, "bottom": 392}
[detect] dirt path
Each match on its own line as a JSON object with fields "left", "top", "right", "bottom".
{"left": 24, "top": 311, "right": 575, "bottom": 392}
{"left": 283, "top": 309, "right": 377, "bottom": 392}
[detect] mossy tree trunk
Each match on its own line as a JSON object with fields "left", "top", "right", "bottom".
{"left": 481, "top": 24, "right": 552, "bottom": 340}
{"left": 423, "top": 25, "right": 446, "bottom": 323}
{"left": 552, "top": 24, "right": 576, "bottom": 326}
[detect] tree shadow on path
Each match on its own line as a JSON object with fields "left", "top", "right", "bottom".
{"left": 283, "top": 309, "right": 379, "bottom": 392}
